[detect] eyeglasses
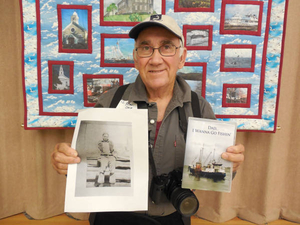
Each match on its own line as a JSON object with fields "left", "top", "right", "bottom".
{"left": 135, "top": 44, "right": 181, "bottom": 58}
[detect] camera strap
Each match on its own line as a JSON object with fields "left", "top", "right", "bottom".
{"left": 178, "top": 91, "right": 201, "bottom": 142}
{"left": 109, "top": 84, "right": 130, "bottom": 108}
{"left": 148, "top": 133, "right": 158, "bottom": 177}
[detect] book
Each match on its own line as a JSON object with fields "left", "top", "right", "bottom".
{"left": 181, "top": 118, "right": 237, "bottom": 193}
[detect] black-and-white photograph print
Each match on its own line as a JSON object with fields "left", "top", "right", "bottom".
{"left": 224, "top": 48, "right": 253, "bottom": 69}
{"left": 75, "top": 120, "right": 133, "bottom": 196}
{"left": 51, "top": 64, "right": 71, "bottom": 90}
{"left": 186, "top": 28, "right": 209, "bottom": 47}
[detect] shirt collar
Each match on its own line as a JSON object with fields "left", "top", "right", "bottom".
{"left": 128, "top": 75, "right": 191, "bottom": 105}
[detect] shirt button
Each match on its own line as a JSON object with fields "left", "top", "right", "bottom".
{"left": 150, "top": 119, "right": 155, "bottom": 124}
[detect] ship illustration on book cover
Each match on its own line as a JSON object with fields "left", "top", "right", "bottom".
{"left": 182, "top": 118, "right": 237, "bottom": 193}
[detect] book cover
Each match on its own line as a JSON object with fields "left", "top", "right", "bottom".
{"left": 182, "top": 118, "right": 237, "bottom": 192}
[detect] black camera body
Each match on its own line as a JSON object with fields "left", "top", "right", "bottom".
{"left": 149, "top": 168, "right": 199, "bottom": 217}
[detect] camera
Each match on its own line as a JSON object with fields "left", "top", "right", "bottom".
{"left": 149, "top": 168, "right": 199, "bottom": 217}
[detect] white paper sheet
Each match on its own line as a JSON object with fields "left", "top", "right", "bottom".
{"left": 65, "top": 108, "right": 148, "bottom": 212}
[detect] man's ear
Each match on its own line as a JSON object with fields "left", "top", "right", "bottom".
{"left": 178, "top": 48, "right": 187, "bottom": 69}
{"left": 133, "top": 50, "right": 139, "bottom": 70}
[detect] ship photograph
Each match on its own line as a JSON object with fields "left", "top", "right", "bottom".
{"left": 182, "top": 143, "right": 232, "bottom": 192}
{"left": 224, "top": 4, "right": 260, "bottom": 32}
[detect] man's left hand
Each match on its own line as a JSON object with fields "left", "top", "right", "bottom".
{"left": 221, "top": 144, "right": 245, "bottom": 172}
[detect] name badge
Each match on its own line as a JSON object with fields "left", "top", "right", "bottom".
{"left": 116, "top": 100, "right": 138, "bottom": 109}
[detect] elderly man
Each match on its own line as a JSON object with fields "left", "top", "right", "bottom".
{"left": 95, "top": 133, "right": 117, "bottom": 186}
{"left": 51, "top": 15, "right": 245, "bottom": 225}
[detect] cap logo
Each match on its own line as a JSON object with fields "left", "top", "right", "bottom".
{"left": 150, "top": 14, "right": 162, "bottom": 21}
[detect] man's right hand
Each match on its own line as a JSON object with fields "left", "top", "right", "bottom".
{"left": 51, "top": 143, "right": 81, "bottom": 175}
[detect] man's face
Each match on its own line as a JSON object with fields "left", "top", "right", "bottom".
{"left": 133, "top": 26, "right": 187, "bottom": 92}
{"left": 102, "top": 134, "right": 109, "bottom": 141}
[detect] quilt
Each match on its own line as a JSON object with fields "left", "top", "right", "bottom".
{"left": 20, "top": 0, "right": 289, "bottom": 132}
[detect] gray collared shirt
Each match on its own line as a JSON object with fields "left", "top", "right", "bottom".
{"left": 95, "top": 75, "right": 216, "bottom": 216}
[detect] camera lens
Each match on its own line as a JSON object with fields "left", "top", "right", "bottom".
{"left": 170, "top": 188, "right": 199, "bottom": 217}
{"left": 179, "top": 196, "right": 199, "bottom": 216}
